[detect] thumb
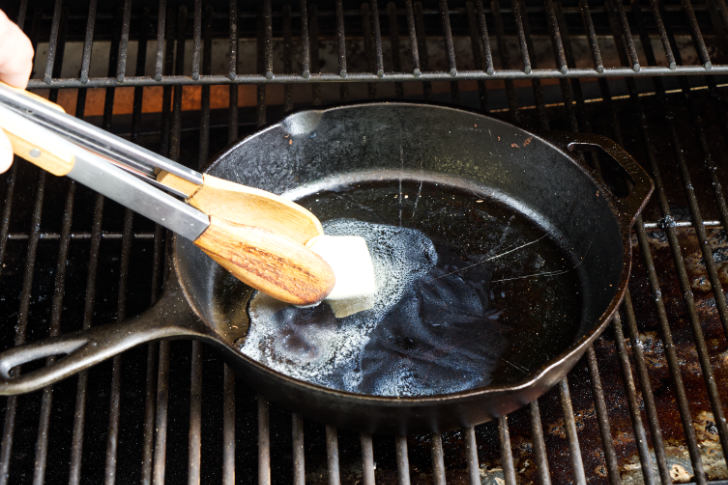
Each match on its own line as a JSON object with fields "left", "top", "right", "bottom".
{"left": 0, "top": 130, "right": 14, "bottom": 174}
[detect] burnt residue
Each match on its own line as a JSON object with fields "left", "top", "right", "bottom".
{"left": 470, "top": 225, "right": 728, "bottom": 485}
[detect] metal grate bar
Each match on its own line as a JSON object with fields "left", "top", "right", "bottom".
{"left": 579, "top": 0, "right": 604, "bottom": 72}
{"left": 292, "top": 414, "right": 305, "bottom": 485}
{"left": 649, "top": 0, "right": 676, "bottom": 69}
{"left": 221, "top": 367, "right": 235, "bottom": 485}
{"left": 258, "top": 398, "right": 271, "bottom": 485}
{"left": 263, "top": 0, "right": 274, "bottom": 79}
{"left": 326, "top": 426, "right": 341, "bottom": 485}
{"left": 498, "top": 416, "right": 517, "bottom": 484}
{"left": 545, "top": 0, "right": 568, "bottom": 74}
{"left": 152, "top": 340, "right": 170, "bottom": 485}
{"left": 431, "top": 433, "right": 446, "bottom": 485}
{"left": 465, "top": 0, "right": 488, "bottom": 109}
{"left": 227, "top": 0, "right": 237, "bottom": 79}
{"left": 529, "top": 402, "right": 552, "bottom": 485}
{"left": 475, "top": 0, "right": 495, "bottom": 74}
{"left": 191, "top": 0, "right": 202, "bottom": 80}
{"left": 370, "top": 0, "right": 385, "bottom": 77}
{"left": 116, "top": 0, "right": 133, "bottom": 81}
{"left": 188, "top": 341, "right": 202, "bottom": 485}
{"left": 153, "top": 0, "right": 166, "bottom": 80}
{"left": 79, "top": 0, "right": 98, "bottom": 83}
{"left": 464, "top": 426, "right": 480, "bottom": 485}
{"left": 559, "top": 378, "right": 587, "bottom": 485}
{"left": 43, "top": 0, "right": 63, "bottom": 83}
{"left": 32, "top": 178, "right": 74, "bottom": 485}
{"left": 69, "top": 187, "right": 104, "bottom": 485}
{"left": 439, "top": 0, "right": 458, "bottom": 75}
{"left": 300, "top": 0, "right": 311, "bottom": 78}
{"left": 404, "top": 0, "right": 421, "bottom": 75}
{"left": 360, "top": 434, "right": 375, "bottom": 485}
{"left": 612, "top": 313, "right": 655, "bottom": 485}
{"left": 25, "top": 64, "right": 728, "bottom": 89}
{"left": 515, "top": 0, "right": 548, "bottom": 128}
{"left": 680, "top": 0, "right": 712, "bottom": 69}
{"left": 335, "top": 0, "right": 347, "bottom": 77}
{"left": 623, "top": 292, "right": 672, "bottom": 484}
{"left": 511, "top": 0, "right": 532, "bottom": 74}
{"left": 395, "top": 436, "right": 411, "bottom": 485}
{"left": 585, "top": 347, "right": 620, "bottom": 484}
{"left": 611, "top": 0, "right": 641, "bottom": 71}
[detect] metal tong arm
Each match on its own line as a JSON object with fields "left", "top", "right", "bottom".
{"left": 0, "top": 82, "right": 202, "bottom": 186}
{"left": 0, "top": 85, "right": 210, "bottom": 241}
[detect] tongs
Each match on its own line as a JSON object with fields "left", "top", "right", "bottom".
{"left": 0, "top": 84, "right": 342, "bottom": 305}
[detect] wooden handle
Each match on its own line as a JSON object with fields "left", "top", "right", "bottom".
{"left": 194, "top": 217, "right": 335, "bottom": 305}
{"left": 158, "top": 172, "right": 323, "bottom": 244}
{"left": 0, "top": 85, "right": 75, "bottom": 176}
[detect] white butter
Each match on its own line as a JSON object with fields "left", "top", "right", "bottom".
{"left": 307, "top": 234, "right": 377, "bottom": 318}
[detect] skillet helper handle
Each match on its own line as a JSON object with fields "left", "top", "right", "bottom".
{"left": 0, "top": 293, "right": 207, "bottom": 395}
{"left": 552, "top": 133, "right": 654, "bottom": 227}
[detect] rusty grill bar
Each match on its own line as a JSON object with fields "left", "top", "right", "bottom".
{"left": 2, "top": 0, "right": 728, "bottom": 484}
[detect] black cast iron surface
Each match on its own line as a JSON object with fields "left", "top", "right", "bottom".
{"left": 1, "top": 0, "right": 728, "bottom": 483}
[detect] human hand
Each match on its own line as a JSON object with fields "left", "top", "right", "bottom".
{"left": 0, "top": 10, "right": 34, "bottom": 173}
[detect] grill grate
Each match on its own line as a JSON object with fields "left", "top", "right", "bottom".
{"left": 8, "top": 0, "right": 728, "bottom": 86}
{"left": 2, "top": 1, "right": 728, "bottom": 484}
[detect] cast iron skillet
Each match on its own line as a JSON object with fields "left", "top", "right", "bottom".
{"left": 0, "top": 103, "right": 652, "bottom": 433}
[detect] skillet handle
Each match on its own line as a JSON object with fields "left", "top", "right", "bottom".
{"left": 551, "top": 133, "right": 654, "bottom": 227}
{"left": 0, "top": 290, "right": 208, "bottom": 395}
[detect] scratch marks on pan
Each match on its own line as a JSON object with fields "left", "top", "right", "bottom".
{"left": 501, "top": 358, "right": 530, "bottom": 374}
{"left": 431, "top": 234, "right": 549, "bottom": 281}
{"left": 491, "top": 214, "right": 515, "bottom": 255}
{"left": 398, "top": 143, "right": 404, "bottom": 227}
{"left": 490, "top": 239, "right": 594, "bottom": 284}
{"left": 411, "top": 159, "right": 424, "bottom": 219}
{"left": 490, "top": 268, "right": 572, "bottom": 284}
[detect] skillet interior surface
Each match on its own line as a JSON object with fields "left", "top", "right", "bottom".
{"left": 173, "top": 103, "right": 627, "bottom": 428}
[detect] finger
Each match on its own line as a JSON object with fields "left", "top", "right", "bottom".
{"left": 0, "top": 10, "right": 34, "bottom": 88}
{"left": 0, "top": 130, "right": 14, "bottom": 174}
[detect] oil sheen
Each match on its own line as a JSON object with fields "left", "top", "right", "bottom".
{"left": 237, "top": 177, "right": 584, "bottom": 397}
